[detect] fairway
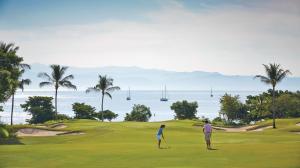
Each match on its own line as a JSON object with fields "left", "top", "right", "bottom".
{"left": 1, "top": 119, "right": 300, "bottom": 168}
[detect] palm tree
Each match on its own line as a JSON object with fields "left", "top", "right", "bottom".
{"left": 38, "top": 65, "right": 76, "bottom": 117}
{"left": 255, "top": 63, "right": 291, "bottom": 128}
{"left": 0, "top": 42, "right": 19, "bottom": 54}
{"left": 0, "top": 42, "right": 31, "bottom": 125}
{"left": 86, "top": 75, "right": 120, "bottom": 121}
{"left": 10, "top": 69, "right": 31, "bottom": 125}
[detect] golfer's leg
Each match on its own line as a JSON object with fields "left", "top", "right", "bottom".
{"left": 158, "top": 140, "right": 161, "bottom": 148}
{"left": 206, "top": 140, "right": 209, "bottom": 149}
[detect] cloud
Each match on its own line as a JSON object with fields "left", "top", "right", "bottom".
{"left": 0, "top": 0, "right": 299, "bottom": 76}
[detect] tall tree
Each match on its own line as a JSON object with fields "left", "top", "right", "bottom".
{"left": 255, "top": 63, "right": 291, "bottom": 128}
{"left": 0, "top": 42, "right": 24, "bottom": 103}
{"left": 38, "top": 65, "right": 76, "bottom": 117}
{"left": 0, "top": 42, "right": 29, "bottom": 125}
{"left": 10, "top": 68, "right": 31, "bottom": 125}
{"left": 86, "top": 75, "right": 120, "bottom": 121}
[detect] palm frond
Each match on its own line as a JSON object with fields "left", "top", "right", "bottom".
{"left": 107, "top": 86, "right": 121, "bottom": 92}
{"left": 19, "top": 79, "right": 31, "bottom": 91}
{"left": 20, "top": 63, "right": 31, "bottom": 70}
{"left": 86, "top": 87, "right": 100, "bottom": 93}
{"left": 51, "top": 65, "right": 63, "bottom": 81}
{"left": 59, "top": 66, "right": 68, "bottom": 78}
{"left": 276, "top": 70, "right": 291, "bottom": 83}
{"left": 61, "top": 74, "right": 74, "bottom": 81}
{"left": 105, "top": 92, "right": 112, "bottom": 99}
{"left": 254, "top": 75, "right": 271, "bottom": 84}
{"left": 59, "top": 81, "right": 77, "bottom": 90}
{"left": 39, "top": 81, "right": 52, "bottom": 88}
{"left": 257, "top": 63, "right": 291, "bottom": 88}
{"left": 21, "top": 79, "right": 31, "bottom": 85}
{"left": 38, "top": 72, "right": 52, "bottom": 81}
{"left": 0, "top": 42, "right": 19, "bottom": 53}
{"left": 20, "top": 69, "right": 25, "bottom": 74}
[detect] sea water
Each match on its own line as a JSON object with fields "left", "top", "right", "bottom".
{"left": 0, "top": 90, "right": 262, "bottom": 124}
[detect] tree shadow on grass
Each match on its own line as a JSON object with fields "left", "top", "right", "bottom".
{"left": 0, "top": 137, "right": 24, "bottom": 145}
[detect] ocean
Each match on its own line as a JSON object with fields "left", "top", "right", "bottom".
{"left": 0, "top": 90, "right": 262, "bottom": 124}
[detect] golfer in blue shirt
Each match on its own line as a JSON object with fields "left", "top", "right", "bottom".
{"left": 157, "top": 124, "right": 165, "bottom": 149}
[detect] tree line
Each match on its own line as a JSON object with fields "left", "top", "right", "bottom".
{"left": 1, "top": 41, "right": 298, "bottom": 128}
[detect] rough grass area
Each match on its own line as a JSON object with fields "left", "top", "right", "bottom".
{"left": 0, "top": 118, "right": 300, "bottom": 168}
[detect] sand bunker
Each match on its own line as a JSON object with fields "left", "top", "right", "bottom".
{"left": 16, "top": 128, "right": 84, "bottom": 137}
{"left": 211, "top": 125, "right": 272, "bottom": 132}
{"left": 249, "top": 126, "right": 272, "bottom": 132}
{"left": 17, "top": 128, "right": 65, "bottom": 137}
{"left": 296, "top": 123, "right": 300, "bottom": 126}
{"left": 212, "top": 125, "right": 255, "bottom": 132}
{"left": 50, "top": 123, "right": 67, "bottom": 129}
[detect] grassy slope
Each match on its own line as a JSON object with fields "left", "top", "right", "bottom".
{"left": 0, "top": 119, "right": 300, "bottom": 168}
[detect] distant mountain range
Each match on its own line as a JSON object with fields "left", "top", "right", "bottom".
{"left": 22, "top": 64, "right": 300, "bottom": 91}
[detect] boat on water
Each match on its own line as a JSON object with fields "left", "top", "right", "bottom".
{"left": 126, "top": 87, "right": 131, "bottom": 100}
{"left": 160, "top": 85, "right": 168, "bottom": 101}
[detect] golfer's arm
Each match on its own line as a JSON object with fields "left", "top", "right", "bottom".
{"left": 162, "top": 133, "right": 164, "bottom": 139}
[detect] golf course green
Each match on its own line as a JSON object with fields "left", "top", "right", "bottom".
{"left": 1, "top": 118, "right": 300, "bottom": 168}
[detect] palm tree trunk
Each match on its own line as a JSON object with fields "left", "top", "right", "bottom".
{"left": 101, "top": 93, "right": 104, "bottom": 122}
{"left": 272, "top": 86, "right": 276, "bottom": 129}
{"left": 55, "top": 88, "right": 58, "bottom": 119}
{"left": 10, "top": 93, "right": 15, "bottom": 125}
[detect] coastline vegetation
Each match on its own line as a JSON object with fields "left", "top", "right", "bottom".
{"left": 0, "top": 42, "right": 299, "bottom": 127}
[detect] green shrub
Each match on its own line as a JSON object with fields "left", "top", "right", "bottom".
{"left": 72, "top": 103, "right": 97, "bottom": 119}
{"left": 220, "top": 94, "right": 248, "bottom": 123}
{"left": 21, "top": 96, "right": 55, "bottom": 124}
{"left": 274, "top": 93, "right": 300, "bottom": 118}
{"left": 212, "top": 117, "right": 223, "bottom": 123}
{"left": 125, "top": 104, "right": 151, "bottom": 122}
{"left": 101, "top": 110, "right": 118, "bottom": 122}
{"left": 56, "top": 114, "right": 71, "bottom": 120}
{"left": 171, "top": 100, "right": 198, "bottom": 120}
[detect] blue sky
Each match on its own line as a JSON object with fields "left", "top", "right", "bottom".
{"left": 0, "top": 0, "right": 299, "bottom": 76}
{"left": 0, "top": 0, "right": 257, "bottom": 29}
{"left": 0, "top": 0, "right": 161, "bottom": 28}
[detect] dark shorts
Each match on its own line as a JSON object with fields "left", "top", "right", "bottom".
{"left": 204, "top": 132, "right": 211, "bottom": 141}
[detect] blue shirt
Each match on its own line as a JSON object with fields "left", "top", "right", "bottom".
{"left": 157, "top": 128, "right": 163, "bottom": 135}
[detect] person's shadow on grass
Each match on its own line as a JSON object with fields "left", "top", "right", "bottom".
{"left": 159, "top": 147, "right": 171, "bottom": 149}
{"left": 208, "top": 148, "right": 218, "bottom": 150}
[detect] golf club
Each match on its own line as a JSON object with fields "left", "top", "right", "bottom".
{"left": 163, "top": 138, "right": 171, "bottom": 148}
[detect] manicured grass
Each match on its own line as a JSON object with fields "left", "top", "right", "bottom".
{"left": 0, "top": 119, "right": 300, "bottom": 168}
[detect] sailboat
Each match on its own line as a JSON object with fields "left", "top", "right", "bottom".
{"left": 160, "top": 85, "right": 168, "bottom": 101}
{"left": 126, "top": 87, "right": 131, "bottom": 100}
{"left": 210, "top": 88, "right": 213, "bottom": 97}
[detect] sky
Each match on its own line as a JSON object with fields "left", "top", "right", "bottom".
{"left": 0, "top": 0, "right": 299, "bottom": 76}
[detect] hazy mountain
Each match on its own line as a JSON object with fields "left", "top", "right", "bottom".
{"left": 22, "top": 64, "right": 300, "bottom": 91}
